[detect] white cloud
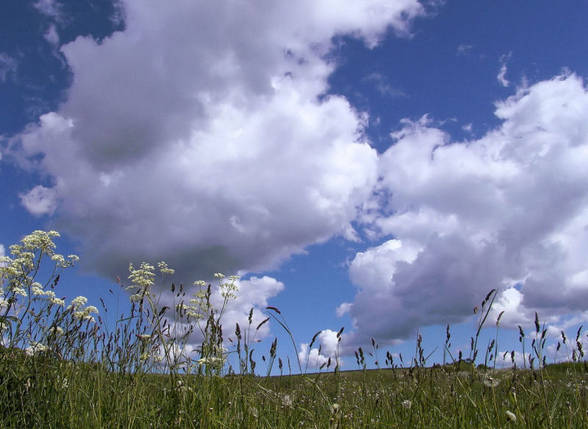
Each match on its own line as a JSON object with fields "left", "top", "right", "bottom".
{"left": 497, "top": 64, "right": 509, "bottom": 87}
{"left": 162, "top": 275, "right": 285, "bottom": 350}
{"left": 0, "top": 53, "right": 17, "bottom": 83}
{"left": 0, "top": 244, "right": 5, "bottom": 258}
{"left": 363, "top": 72, "right": 406, "bottom": 98}
{"left": 345, "top": 73, "right": 588, "bottom": 346}
{"left": 495, "top": 351, "right": 531, "bottom": 368}
{"left": 44, "top": 24, "right": 60, "bottom": 46}
{"left": 110, "top": 0, "right": 126, "bottom": 27}
{"left": 33, "top": 0, "right": 63, "bottom": 21}
{"left": 497, "top": 53, "right": 511, "bottom": 87}
{"left": 336, "top": 302, "right": 352, "bottom": 317}
{"left": 19, "top": 185, "right": 58, "bottom": 216}
{"left": 456, "top": 43, "right": 472, "bottom": 56}
{"left": 13, "top": 0, "right": 423, "bottom": 283}
{"left": 298, "top": 329, "right": 340, "bottom": 370}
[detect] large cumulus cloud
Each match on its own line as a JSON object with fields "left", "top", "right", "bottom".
{"left": 11, "top": 0, "right": 424, "bottom": 285}
{"left": 343, "top": 73, "right": 588, "bottom": 345}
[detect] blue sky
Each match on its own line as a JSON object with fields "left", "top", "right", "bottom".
{"left": 2, "top": 0, "right": 588, "bottom": 370}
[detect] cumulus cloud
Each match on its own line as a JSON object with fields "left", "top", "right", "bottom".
{"left": 495, "top": 351, "right": 531, "bottom": 368}
{"left": 159, "top": 275, "right": 285, "bottom": 348}
{"left": 19, "top": 185, "right": 58, "bottom": 216}
{"left": 344, "top": 73, "right": 588, "bottom": 346}
{"left": 298, "top": 329, "right": 340, "bottom": 370}
{"left": 13, "top": 0, "right": 423, "bottom": 284}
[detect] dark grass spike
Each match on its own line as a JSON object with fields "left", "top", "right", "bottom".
{"left": 496, "top": 310, "right": 505, "bottom": 326}
{"left": 309, "top": 330, "right": 322, "bottom": 350}
{"left": 256, "top": 317, "right": 270, "bottom": 331}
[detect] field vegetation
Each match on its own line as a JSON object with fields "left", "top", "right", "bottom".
{"left": 0, "top": 231, "right": 586, "bottom": 427}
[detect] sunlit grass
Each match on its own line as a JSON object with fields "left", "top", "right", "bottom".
{"left": 0, "top": 230, "right": 586, "bottom": 427}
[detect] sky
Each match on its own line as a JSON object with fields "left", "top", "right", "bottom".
{"left": 2, "top": 0, "right": 588, "bottom": 370}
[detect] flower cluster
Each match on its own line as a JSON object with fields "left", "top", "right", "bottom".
{"left": 68, "top": 296, "right": 98, "bottom": 322}
{"left": 127, "top": 261, "right": 176, "bottom": 302}
{"left": 0, "top": 230, "right": 77, "bottom": 300}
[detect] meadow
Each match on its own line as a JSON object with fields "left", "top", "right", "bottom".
{"left": 1, "top": 230, "right": 586, "bottom": 428}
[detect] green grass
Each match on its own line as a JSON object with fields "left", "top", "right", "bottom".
{"left": 1, "top": 351, "right": 587, "bottom": 428}
{"left": 1, "top": 230, "right": 587, "bottom": 428}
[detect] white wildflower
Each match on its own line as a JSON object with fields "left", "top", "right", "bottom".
{"left": 49, "top": 326, "right": 64, "bottom": 335}
{"left": 506, "top": 410, "right": 517, "bottom": 422}
{"left": 483, "top": 375, "right": 500, "bottom": 388}
{"left": 157, "top": 261, "right": 175, "bottom": 275}
{"left": 51, "top": 297, "right": 65, "bottom": 306}
{"left": 25, "top": 341, "right": 48, "bottom": 356}
{"left": 249, "top": 407, "right": 258, "bottom": 418}
{"left": 51, "top": 254, "right": 66, "bottom": 267}
{"left": 69, "top": 296, "right": 88, "bottom": 310}
{"left": 282, "top": 394, "right": 293, "bottom": 407}
{"left": 12, "top": 286, "right": 27, "bottom": 297}
{"left": 128, "top": 262, "right": 156, "bottom": 289}
{"left": 402, "top": 399, "right": 412, "bottom": 409}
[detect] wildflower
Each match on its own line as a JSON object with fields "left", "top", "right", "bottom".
{"left": 59, "top": 377, "right": 68, "bottom": 389}
{"left": 25, "top": 341, "right": 48, "bottom": 356}
{"left": 220, "top": 275, "right": 239, "bottom": 299}
{"left": 51, "top": 254, "right": 66, "bottom": 267}
{"left": 49, "top": 326, "right": 64, "bottom": 335}
{"left": 401, "top": 399, "right": 412, "bottom": 409}
{"left": 85, "top": 305, "right": 98, "bottom": 314}
{"left": 282, "top": 394, "right": 293, "bottom": 407}
{"left": 69, "top": 296, "right": 88, "bottom": 310}
{"left": 157, "top": 261, "right": 175, "bottom": 275}
{"left": 51, "top": 297, "right": 65, "bottom": 306}
{"left": 70, "top": 299, "right": 98, "bottom": 322}
{"left": 506, "top": 410, "right": 517, "bottom": 422}
{"left": 330, "top": 403, "right": 340, "bottom": 414}
{"left": 12, "top": 287, "right": 27, "bottom": 297}
{"left": 137, "top": 334, "right": 151, "bottom": 340}
{"left": 32, "top": 282, "right": 44, "bottom": 295}
{"left": 213, "top": 272, "right": 225, "bottom": 279}
{"left": 483, "top": 375, "right": 500, "bottom": 388}
{"left": 128, "top": 262, "right": 156, "bottom": 290}
{"left": 129, "top": 293, "right": 143, "bottom": 302}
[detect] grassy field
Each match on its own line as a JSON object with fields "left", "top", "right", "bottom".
{"left": 1, "top": 231, "right": 587, "bottom": 428}
{"left": 1, "top": 351, "right": 587, "bottom": 428}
